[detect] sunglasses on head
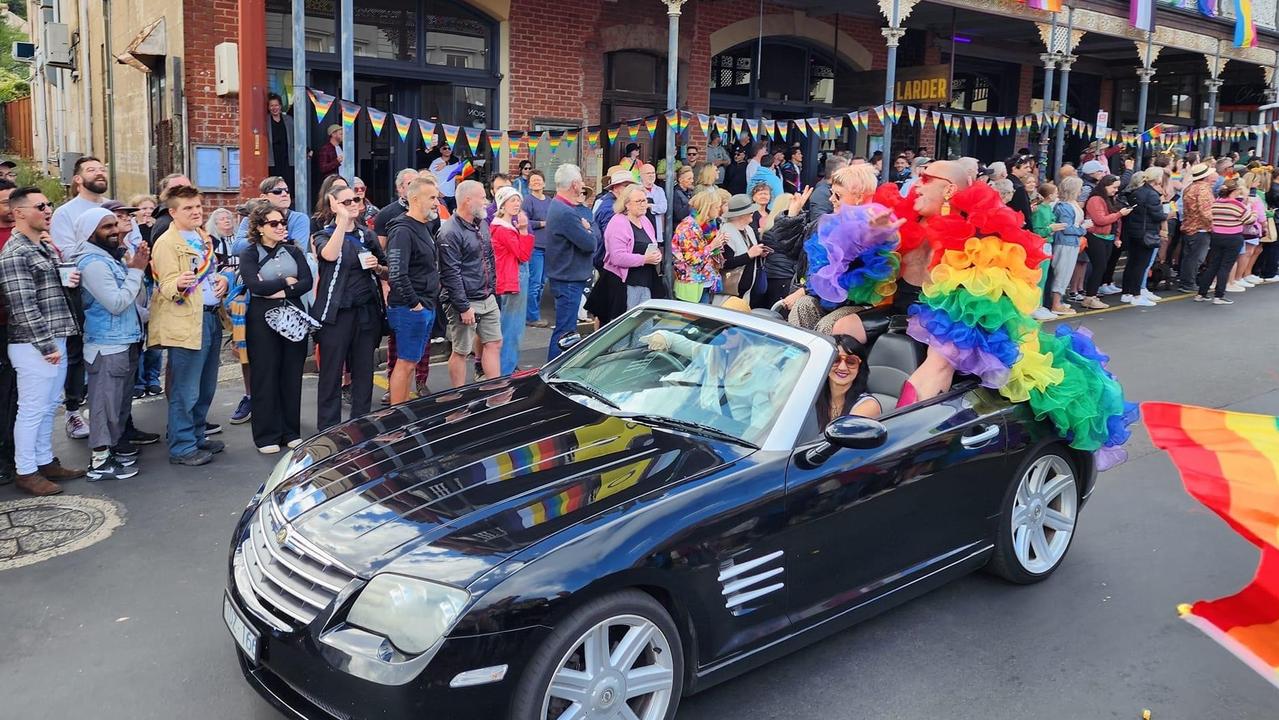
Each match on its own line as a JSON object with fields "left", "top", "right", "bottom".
{"left": 267, "top": 188, "right": 290, "bottom": 195}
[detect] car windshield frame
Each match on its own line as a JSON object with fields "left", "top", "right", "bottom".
{"left": 541, "top": 300, "right": 834, "bottom": 452}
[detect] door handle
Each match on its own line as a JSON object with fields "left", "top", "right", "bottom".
{"left": 960, "top": 424, "right": 1000, "bottom": 448}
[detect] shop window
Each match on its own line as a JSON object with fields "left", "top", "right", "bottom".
{"left": 711, "top": 40, "right": 857, "bottom": 108}
{"left": 711, "top": 50, "right": 752, "bottom": 95}
{"left": 192, "top": 146, "right": 240, "bottom": 191}
{"left": 809, "top": 53, "right": 836, "bottom": 104}
{"left": 352, "top": 0, "right": 418, "bottom": 61}
{"left": 610, "top": 52, "right": 662, "bottom": 95}
{"left": 424, "top": 0, "right": 490, "bottom": 71}
{"left": 265, "top": 0, "right": 336, "bottom": 53}
{"left": 420, "top": 84, "right": 493, "bottom": 134}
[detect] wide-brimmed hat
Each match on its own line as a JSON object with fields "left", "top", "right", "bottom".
{"left": 1189, "top": 163, "right": 1211, "bottom": 182}
{"left": 605, "top": 171, "right": 634, "bottom": 189}
{"left": 723, "top": 194, "right": 755, "bottom": 219}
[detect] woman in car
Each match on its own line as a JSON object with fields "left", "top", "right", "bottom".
{"left": 816, "top": 334, "right": 880, "bottom": 426}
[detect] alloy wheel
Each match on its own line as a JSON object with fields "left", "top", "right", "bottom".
{"left": 541, "top": 613, "right": 675, "bottom": 720}
{"left": 1011, "top": 455, "right": 1078, "bottom": 575}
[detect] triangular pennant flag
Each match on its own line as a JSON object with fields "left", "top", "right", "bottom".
{"left": 760, "top": 118, "right": 776, "bottom": 139}
{"left": 441, "top": 124, "right": 460, "bottom": 149}
{"left": 627, "top": 122, "right": 641, "bottom": 142}
{"left": 731, "top": 117, "right": 744, "bottom": 137}
{"left": 392, "top": 114, "right": 412, "bottom": 142}
{"left": 696, "top": 113, "right": 710, "bottom": 135}
{"left": 663, "top": 110, "right": 679, "bottom": 134}
{"left": 676, "top": 111, "right": 690, "bottom": 135}
{"left": 584, "top": 128, "right": 600, "bottom": 150}
{"left": 366, "top": 107, "right": 387, "bottom": 137}
{"left": 644, "top": 116, "right": 661, "bottom": 139}
{"left": 744, "top": 119, "right": 759, "bottom": 138}
{"left": 486, "top": 129, "right": 504, "bottom": 156}
{"left": 715, "top": 116, "right": 729, "bottom": 136}
{"left": 310, "top": 89, "right": 336, "bottom": 123}
{"left": 526, "top": 132, "right": 542, "bottom": 153}
{"left": 565, "top": 129, "right": 578, "bottom": 148}
{"left": 462, "top": 127, "right": 483, "bottom": 154}
{"left": 906, "top": 106, "right": 918, "bottom": 124}
{"left": 548, "top": 131, "right": 563, "bottom": 153}
{"left": 606, "top": 125, "right": 621, "bottom": 145}
{"left": 339, "top": 101, "right": 361, "bottom": 130}
{"left": 418, "top": 119, "right": 437, "bottom": 148}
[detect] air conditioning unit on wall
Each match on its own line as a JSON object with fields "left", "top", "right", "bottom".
{"left": 44, "top": 22, "right": 74, "bottom": 68}
{"left": 215, "top": 42, "right": 239, "bottom": 96}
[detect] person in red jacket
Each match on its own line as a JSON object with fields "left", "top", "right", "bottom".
{"left": 490, "top": 186, "right": 534, "bottom": 375}
{"left": 316, "top": 125, "right": 343, "bottom": 177}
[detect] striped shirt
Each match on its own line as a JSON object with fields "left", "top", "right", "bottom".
{"left": 1210, "top": 198, "right": 1255, "bottom": 234}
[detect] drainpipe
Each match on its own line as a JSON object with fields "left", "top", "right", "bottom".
{"left": 104, "top": 0, "right": 116, "bottom": 190}
{"left": 78, "top": 0, "right": 92, "bottom": 155}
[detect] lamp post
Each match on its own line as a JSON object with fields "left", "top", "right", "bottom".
{"left": 880, "top": 0, "right": 905, "bottom": 184}
{"left": 1039, "top": 52, "right": 1056, "bottom": 180}
{"left": 1135, "top": 33, "right": 1156, "bottom": 170}
{"left": 340, "top": 0, "right": 355, "bottom": 181}
{"left": 292, "top": 0, "right": 309, "bottom": 214}
{"left": 1051, "top": 6, "right": 1074, "bottom": 174}
{"left": 662, "top": 0, "right": 686, "bottom": 288}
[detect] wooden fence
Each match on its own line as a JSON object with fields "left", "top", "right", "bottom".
{"left": 3, "top": 96, "right": 33, "bottom": 159}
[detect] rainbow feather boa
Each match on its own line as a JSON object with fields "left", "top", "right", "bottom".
{"left": 900, "top": 183, "right": 1136, "bottom": 470}
{"left": 804, "top": 203, "right": 900, "bottom": 308}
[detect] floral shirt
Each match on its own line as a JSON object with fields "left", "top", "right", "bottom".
{"left": 671, "top": 214, "right": 723, "bottom": 289}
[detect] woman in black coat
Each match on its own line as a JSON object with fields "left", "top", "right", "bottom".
{"left": 1118, "top": 168, "right": 1169, "bottom": 305}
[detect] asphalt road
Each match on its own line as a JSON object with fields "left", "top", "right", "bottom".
{"left": 2, "top": 290, "right": 1278, "bottom": 720}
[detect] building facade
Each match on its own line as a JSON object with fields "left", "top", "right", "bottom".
{"left": 22, "top": 0, "right": 1279, "bottom": 207}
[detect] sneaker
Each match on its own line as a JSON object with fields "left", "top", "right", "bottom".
{"left": 1081, "top": 297, "right": 1109, "bottom": 310}
{"left": 1177, "top": 284, "right": 1199, "bottom": 293}
{"left": 287, "top": 438, "right": 303, "bottom": 449}
{"left": 1119, "top": 294, "right": 1135, "bottom": 303}
{"left": 1194, "top": 295, "right": 1211, "bottom": 302}
{"left": 1127, "top": 296, "right": 1156, "bottom": 307}
{"left": 132, "top": 387, "right": 146, "bottom": 400}
{"left": 1213, "top": 297, "right": 1235, "bottom": 305}
{"left": 229, "top": 395, "right": 252, "bottom": 425}
{"left": 65, "top": 413, "right": 89, "bottom": 439}
{"left": 1067, "top": 291, "right": 1084, "bottom": 302}
{"left": 1098, "top": 283, "right": 1122, "bottom": 296}
{"left": 169, "top": 449, "right": 214, "bottom": 466}
{"left": 257, "top": 444, "right": 282, "bottom": 455}
{"left": 146, "top": 384, "right": 163, "bottom": 396}
{"left": 1264, "top": 276, "right": 1279, "bottom": 284}
{"left": 1050, "top": 305, "right": 1076, "bottom": 315}
{"left": 1236, "top": 278, "right": 1256, "bottom": 288}
{"left": 1245, "top": 274, "right": 1263, "bottom": 284}
{"left": 204, "top": 422, "right": 222, "bottom": 436}
{"left": 88, "top": 457, "right": 138, "bottom": 482}
{"left": 1031, "top": 307, "right": 1057, "bottom": 321}
{"left": 112, "top": 440, "right": 140, "bottom": 458}
{"left": 199, "top": 439, "right": 226, "bottom": 454}
{"left": 1226, "top": 283, "right": 1247, "bottom": 293}
{"left": 114, "top": 453, "right": 138, "bottom": 468}
{"left": 124, "top": 427, "right": 161, "bottom": 445}
{"left": 1141, "top": 289, "right": 1163, "bottom": 302}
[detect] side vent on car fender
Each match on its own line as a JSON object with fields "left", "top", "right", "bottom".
{"left": 718, "top": 550, "right": 784, "bottom": 616}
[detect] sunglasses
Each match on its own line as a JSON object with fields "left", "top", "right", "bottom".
{"left": 261, "top": 219, "right": 286, "bottom": 229}
{"left": 833, "top": 355, "right": 861, "bottom": 368}
{"left": 17, "top": 202, "right": 51, "bottom": 212}
{"left": 267, "top": 188, "right": 290, "bottom": 195}
{"left": 337, "top": 198, "right": 359, "bottom": 206}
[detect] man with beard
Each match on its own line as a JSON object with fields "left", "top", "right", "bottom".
{"left": 74, "top": 208, "right": 149, "bottom": 481}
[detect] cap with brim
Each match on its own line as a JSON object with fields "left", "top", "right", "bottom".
{"left": 723, "top": 194, "right": 754, "bottom": 219}
{"left": 605, "top": 172, "right": 634, "bottom": 189}
{"left": 0, "top": 159, "right": 16, "bottom": 168}
{"left": 101, "top": 200, "right": 139, "bottom": 213}
{"left": 327, "top": 124, "right": 342, "bottom": 136}
{"left": 1189, "top": 163, "right": 1211, "bottom": 182}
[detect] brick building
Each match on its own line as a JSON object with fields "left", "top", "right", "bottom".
{"left": 23, "top": 0, "right": 1279, "bottom": 209}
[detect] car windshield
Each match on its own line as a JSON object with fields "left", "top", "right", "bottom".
{"left": 545, "top": 308, "right": 810, "bottom": 446}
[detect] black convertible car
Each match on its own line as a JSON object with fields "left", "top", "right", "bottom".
{"left": 225, "top": 300, "right": 1097, "bottom": 720}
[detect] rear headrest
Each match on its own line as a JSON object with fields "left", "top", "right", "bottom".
{"left": 866, "top": 333, "right": 925, "bottom": 398}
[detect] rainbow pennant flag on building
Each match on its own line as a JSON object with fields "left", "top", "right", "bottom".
{"left": 418, "top": 119, "right": 436, "bottom": 147}
{"left": 462, "top": 127, "right": 483, "bottom": 154}
{"left": 584, "top": 128, "right": 600, "bottom": 149}
{"left": 1021, "top": 0, "right": 1062, "bottom": 10}
{"left": 1234, "top": 0, "right": 1258, "bottom": 47}
{"left": 487, "top": 129, "right": 504, "bottom": 156}
{"left": 626, "top": 122, "right": 641, "bottom": 142}
{"left": 310, "top": 89, "right": 336, "bottom": 123}
{"left": 606, "top": 125, "right": 621, "bottom": 145}
{"left": 744, "top": 119, "right": 759, "bottom": 138}
{"left": 441, "top": 124, "right": 461, "bottom": 150}
{"left": 1143, "top": 402, "right": 1279, "bottom": 689}
{"left": 526, "top": 132, "right": 542, "bottom": 153}
{"left": 564, "top": 129, "right": 578, "bottom": 147}
{"left": 366, "top": 107, "right": 387, "bottom": 137}
{"left": 643, "top": 116, "right": 660, "bottom": 139}
{"left": 339, "top": 101, "right": 361, "bottom": 131}
{"left": 392, "top": 114, "right": 412, "bottom": 142}
{"left": 547, "top": 131, "right": 562, "bottom": 153}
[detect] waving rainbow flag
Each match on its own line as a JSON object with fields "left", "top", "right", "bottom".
{"left": 1143, "top": 402, "right": 1279, "bottom": 688}
{"left": 1234, "top": 0, "right": 1258, "bottom": 47}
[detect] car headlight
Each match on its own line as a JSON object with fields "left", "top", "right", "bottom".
{"left": 262, "top": 454, "right": 294, "bottom": 495}
{"left": 347, "top": 574, "right": 470, "bottom": 655}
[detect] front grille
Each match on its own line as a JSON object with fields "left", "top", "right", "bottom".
{"left": 236, "top": 502, "right": 356, "bottom": 628}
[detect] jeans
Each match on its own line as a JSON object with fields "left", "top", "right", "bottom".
{"left": 1179, "top": 231, "right": 1211, "bottom": 289}
{"left": 135, "top": 345, "right": 163, "bottom": 391}
{"left": 499, "top": 264, "right": 529, "bottom": 375}
{"left": 85, "top": 347, "right": 136, "bottom": 449}
{"left": 166, "top": 311, "right": 222, "bottom": 458}
{"left": 548, "top": 279, "right": 587, "bottom": 361}
{"left": 9, "top": 339, "right": 67, "bottom": 475}
{"left": 1198, "top": 233, "right": 1246, "bottom": 298}
{"left": 526, "top": 248, "right": 546, "bottom": 323}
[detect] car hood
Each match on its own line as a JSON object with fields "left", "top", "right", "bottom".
{"left": 270, "top": 373, "right": 748, "bottom": 586}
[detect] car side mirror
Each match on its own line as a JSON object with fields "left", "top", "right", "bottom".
{"left": 800, "top": 416, "right": 888, "bottom": 468}
{"left": 557, "top": 332, "right": 583, "bottom": 352}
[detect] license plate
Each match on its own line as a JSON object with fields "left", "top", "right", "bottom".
{"left": 223, "top": 592, "right": 260, "bottom": 664}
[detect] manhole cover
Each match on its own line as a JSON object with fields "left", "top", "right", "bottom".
{"left": 0, "top": 496, "right": 125, "bottom": 571}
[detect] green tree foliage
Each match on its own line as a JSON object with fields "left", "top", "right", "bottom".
{"left": 0, "top": 20, "right": 30, "bottom": 101}
{"left": 14, "top": 164, "right": 67, "bottom": 205}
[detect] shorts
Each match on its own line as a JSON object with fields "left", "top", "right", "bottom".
{"left": 386, "top": 304, "right": 435, "bottom": 363}
{"left": 445, "top": 294, "right": 502, "bottom": 352}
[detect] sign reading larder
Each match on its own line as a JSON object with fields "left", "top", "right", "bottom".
{"left": 896, "top": 70, "right": 949, "bottom": 104}
{"left": 845, "top": 64, "right": 952, "bottom": 108}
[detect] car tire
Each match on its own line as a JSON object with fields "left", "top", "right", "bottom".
{"left": 987, "top": 446, "right": 1081, "bottom": 584}
{"left": 509, "top": 589, "right": 684, "bottom": 720}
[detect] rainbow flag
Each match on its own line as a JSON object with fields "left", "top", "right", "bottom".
{"left": 1143, "top": 402, "right": 1279, "bottom": 688}
{"left": 1234, "top": 0, "right": 1257, "bottom": 47}
{"left": 606, "top": 125, "right": 620, "bottom": 145}
{"left": 392, "top": 114, "right": 412, "bottom": 142}
{"left": 447, "top": 160, "right": 475, "bottom": 183}
{"left": 462, "top": 127, "right": 483, "bottom": 154}
{"left": 339, "top": 101, "right": 360, "bottom": 131}
{"left": 547, "top": 131, "right": 562, "bottom": 153}
{"left": 527, "top": 132, "right": 541, "bottom": 153}
{"left": 1021, "top": 0, "right": 1062, "bottom": 10}
{"left": 309, "top": 89, "right": 335, "bottom": 123}
{"left": 584, "top": 128, "right": 599, "bottom": 150}
{"left": 441, "top": 124, "right": 460, "bottom": 150}
{"left": 417, "top": 119, "right": 436, "bottom": 147}
{"left": 366, "top": 107, "right": 387, "bottom": 137}
{"left": 643, "top": 116, "right": 660, "bottom": 139}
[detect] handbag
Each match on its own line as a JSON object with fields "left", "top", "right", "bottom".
{"left": 721, "top": 265, "right": 747, "bottom": 297}
{"left": 1265, "top": 216, "right": 1278, "bottom": 243}
{"left": 264, "top": 302, "right": 321, "bottom": 342}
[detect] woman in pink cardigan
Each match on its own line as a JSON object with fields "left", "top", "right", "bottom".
{"left": 587, "top": 185, "right": 663, "bottom": 325}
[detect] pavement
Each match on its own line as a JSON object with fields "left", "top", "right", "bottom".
{"left": 2, "top": 288, "right": 1278, "bottom": 719}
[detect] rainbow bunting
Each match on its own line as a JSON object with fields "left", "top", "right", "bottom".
{"left": 1021, "top": 0, "right": 1063, "bottom": 10}
{"left": 339, "top": 101, "right": 361, "bottom": 131}
{"left": 997, "top": 117, "right": 1013, "bottom": 134}
{"left": 418, "top": 120, "right": 436, "bottom": 148}
{"left": 527, "top": 132, "right": 542, "bottom": 153}
{"left": 606, "top": 125, "right": 621, "bottom": 145}
{"left": 677, "top": 112, "right": 690, "bottom": 135}
{"left": 584, "top": 129, "right": 600, "bottom": 149}
{"left": 392, "top": 114, "right": 412, "bottom": 142}
{"left": 1234, "top": 0, "right": 1257, "bottom": 47}
{"left": 441, "top": 124, "right": 460, "bottom": 150}
{"left": 731, "top": 117, "right": 744, "bottom": 137}
{"left": 1143, "top": 402, "right": 1279, "bottom": 689}
{"left": 487, "top": 130, "right": 504, "bottom": 156}
{"left": 760, "top": 118, "right": 776, "bottom": 139}
{"left": 366, "top": 107, "right": 387, "bottom": 137}
{"left": 644, "top": 116, "right": 660, "bottom": 139}
{"left": 548, "top": 131, "right": 562, "bottom": 153}
{"left": 715, "top": 116, "right": 729, "bottom": 135}
{"left": 744, "top": 119, "right": 759, "bottom": 138}
{"left": 696, "top": 113, "right": 710, "bottom": 135}
{"left": 310, "top": 89, "right": 336, "bottom": 123}
{"left": 626, "top": 122, "right": 641, "bottom": 142}
{"left": 663, "top": 110, "right": 679, "bottom": 132}
{"left": 564, "top": 129, "right": 578, "bottom": 147}
{"left": 462, "top": 127, "right": 483, "bottom": 154}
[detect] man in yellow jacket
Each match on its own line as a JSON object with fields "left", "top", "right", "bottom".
{"left": 149, "top": 185, "right": 228, "bottom": 466}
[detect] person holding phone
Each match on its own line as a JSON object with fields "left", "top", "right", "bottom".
{"left": 593, "top": 184, "right": 662, "bottom": 323}
{"left": 719, "top": 193, "right": 767, "bottom": 299}
{"left": 1080, "top": 175, "right": 1132, "bottom": 310}
{"left": 310, "top": 185, "right": 387, "bottom": 431}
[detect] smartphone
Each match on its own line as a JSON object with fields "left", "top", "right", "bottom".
{"left": 190, "top": 257, "right": 200, "bottom": 273}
